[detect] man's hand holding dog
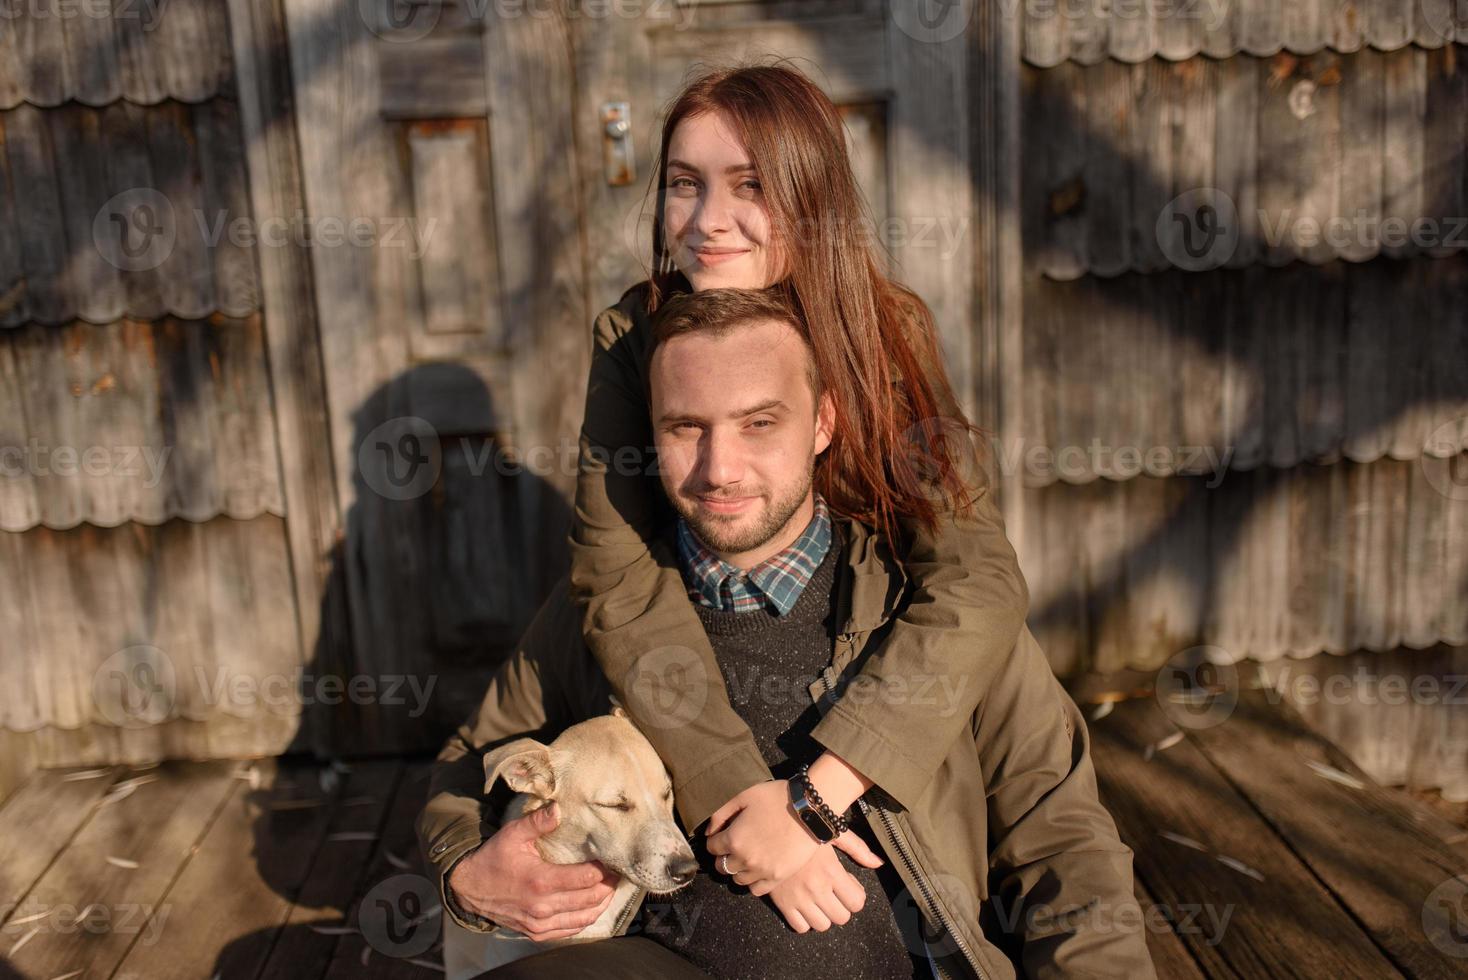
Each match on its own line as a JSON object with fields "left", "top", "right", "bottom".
{"left": 448, "top": 802, "right": 621, "bottom": 942}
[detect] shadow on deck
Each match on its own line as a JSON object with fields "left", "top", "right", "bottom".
{"left": 0, "top": 685, "right": 1464, "bottom": 978}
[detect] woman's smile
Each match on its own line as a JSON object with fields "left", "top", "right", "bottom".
{"left": 692, "top": 246, "right": 751, "bottom": 267}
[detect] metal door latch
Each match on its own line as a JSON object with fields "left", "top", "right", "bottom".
{"left": 601, "top": 101, "right": 635, "bottom": 186}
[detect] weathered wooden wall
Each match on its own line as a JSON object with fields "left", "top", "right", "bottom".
{"left": 0, "top": 0, "right": 314, "bottom": 792}
{"left": 1016, "top": 6, "right": 1468, "bottom": 798}
{"left": 2, "top": 0, "right": 1463, "bottom": 803}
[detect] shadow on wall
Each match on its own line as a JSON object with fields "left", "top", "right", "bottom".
{"left": 302, "top": 362, "right": 574, "bottom": 758}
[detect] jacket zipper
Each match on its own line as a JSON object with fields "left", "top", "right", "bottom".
{"left": 611, "top": 884, "right": 644, "bottom": 935}
{"left": 820, "top": 666, "right": 986, "bottom": 980}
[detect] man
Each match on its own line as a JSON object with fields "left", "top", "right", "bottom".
{"left": 417, "top": 288, "right": 1156, "bottom": 979}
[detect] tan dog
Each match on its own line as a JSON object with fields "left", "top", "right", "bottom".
{"left": 442, "top": 708, "right": 698, "bottom": 979}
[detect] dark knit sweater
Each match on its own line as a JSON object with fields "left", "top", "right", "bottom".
{"left": 634, "top": 531, "right": 929, "bottom": 979}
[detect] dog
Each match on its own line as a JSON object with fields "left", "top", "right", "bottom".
{"left": 442, "top": 707, "right": 698, "bottom": 979}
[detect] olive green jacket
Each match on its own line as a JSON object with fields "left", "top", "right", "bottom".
{"left": 417, "top": 517, "right": 1156, "bottom": 980}
{"left": 568, "top": 282, "right": 1032, "bottom": 835}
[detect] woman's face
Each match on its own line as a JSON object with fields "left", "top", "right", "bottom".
{"left": 662, "top": 111, "right": 786, "bottom": 292}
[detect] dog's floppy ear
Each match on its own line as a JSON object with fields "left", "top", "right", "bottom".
{"left": 483, "top": 738, "right": 560, "bottom": 798}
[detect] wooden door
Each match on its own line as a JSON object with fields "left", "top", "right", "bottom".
{"left": 282, "top": 0, "right": 591, "bottom": 750}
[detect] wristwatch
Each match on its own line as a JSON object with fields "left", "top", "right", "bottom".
{"left": 787, "top": 765, "right": 849, "bottom": 844}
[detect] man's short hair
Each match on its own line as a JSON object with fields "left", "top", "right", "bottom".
{"left": 646, "top": 287, "right": 823, "bottom": 402}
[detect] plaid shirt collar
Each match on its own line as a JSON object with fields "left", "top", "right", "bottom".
{"left": 675, "top": 494, "right": 832, "bottom": 616}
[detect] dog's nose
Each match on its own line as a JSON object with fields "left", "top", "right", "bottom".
{"left": 668, "top": 854, "right": 699, "bottom": 885}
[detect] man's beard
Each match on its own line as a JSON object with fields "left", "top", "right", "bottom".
{"left": 675, "top": 466, "right": 814, "bottom": 557}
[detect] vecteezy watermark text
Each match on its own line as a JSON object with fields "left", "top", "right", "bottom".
{"left": 0, "top": 441, "right": 171, "bottom": 487}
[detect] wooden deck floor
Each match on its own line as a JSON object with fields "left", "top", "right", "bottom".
{"left": 0, "top": 686, "right": 1464, "bottom": 979}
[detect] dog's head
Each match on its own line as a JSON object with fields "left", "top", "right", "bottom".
{"left": 483, "top": 708, "right": 697, "bottom": 895}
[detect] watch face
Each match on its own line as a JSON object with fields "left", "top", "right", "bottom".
{"left": 794, "top": 800, "right": 836, "bottom": 842}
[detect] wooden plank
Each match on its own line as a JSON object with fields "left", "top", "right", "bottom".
{"left": 1421, "top": 43, "right": 1468, "bottom": 259}
{"left": 1065, "top": 0, "right": 1108, "bottom": 66}
{"left": 100, "top": 101, "right": 168, "bottom": 320}
{"left": 257, "top": 760, "right": 406, "bottom": 980}
{"left": 1128, "top": 61, "right": 1174, "bottom": 273}
{"left": 1380, "top": 46, "right": 1427, "bottom": 261}
{"left": 1337, "top": 47, "right": 1386, "bottom": 264}
{"left": 405, "top": 120, "right": 501, "bottom": 339}
{"left": 0, "top": 106, "right": 25, "bottom": 326}
{"left": 112, "top": 0, "right": 168, "bottom": 105}
{"left": 1239, "top": 0, "right": 1286, "bottom": 58}
{"left": 151, "top": 0, "right": 235, "bottom": 104}
{"left": 0, "top": 514, "right": 299, "bottom": 744}
{"left": 1081, "top": 59, "right": 1131, "bottom": 279}
{"left": 892, "top": 12, "right": 981, "bottom": 409}
{"left": 1130, "top": 831, "right": 1207, "bottom": 978}
{"left": 1295, "top": 53, "right": 1343, "bottom": 268}
{"left": 1259, "top": 264, "right": 1302, "bottom": 466}
{"left": 322, "top": 762, "right": 441, "bottom": 979}
{"left": 6, "top": 103, "right": 68, "bottom": 325}
{"left": 1296, "top": 261, "right": 1346, "bottom": 463}
{"left": 1106, "top": 0, "right": 1156, "bottom": 65}
{"left": 0, "top": 314, "right": 286, "bottom": 531}
{"left": 648, "top": 17, "right": 889, "bottom": 104}
{"left": 49, "top": 105, "right": 126, "bottom": 324}
{"left": 112, "top": 758, "right": 369, "bottom": 980}
{"left": 1088, "top": 694, "right": 1404, "bottom": 977}
{"left": 1186, "top": 686, "right": 1468, "bottom": 978}
{"left": 1370, "top": 0, "right": 1416, "bottom": 51}
{"left": 1016, "top": 0, "right": 1468, "bottom": 65}
{"left": 0, "top": 1, "right": 20, "bottom": 111}
{"left": 1026, "top": 61, "right": 1088, "bottom": 282}
{"left": 194, "top": 96, "right": 261, "bottom": 317}
{"left": 1177, "top": 272, "right": 1227, "bottom": 464}
{"left": 1281, "top": 0, "right": 1326, "bottom": 57}
{"left": 1021, "top": 0, "right": 1067, "bottom": 68}
{"left": 1155, "top": 0, "right": 1205, "bottom": 62}
{"left": 971, "top": 0, "right": 1027, "bottom": 550}
{"left": 378, "top": 34, "right": 487, "bottom": 118}
{"left": 226, "top": 0, "right": 344, "bottom": 753}
{"left": 11, "top": 0, "right": 67, "bottom": 108}
{"left": 0, "top": 766, "right": 125, "bottom": 921}
{"left": 147, "top": 100, "right": 214, "bottom": 320}
{"left": 59, "top": 0, "right": 122, "bottom": 107}
{"left": 1217, "top": 266, "right": 1266, "bottom": 469}
{"left": 1215, "top": 56, "right": 1260, "bottom": 269}
{"left": 1257, "top": 54, "right": 1307, "bottom": 266}
{"left": 2, "top": 760, "right": 237, "bottom": 979}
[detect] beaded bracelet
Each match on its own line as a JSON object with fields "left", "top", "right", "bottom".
{"left": 795, "top": 762, "right": 850, "bottom": 836}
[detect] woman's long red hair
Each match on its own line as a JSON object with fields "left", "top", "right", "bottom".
{"left": 642, "top": 62, "right": 984, "bottom": 547}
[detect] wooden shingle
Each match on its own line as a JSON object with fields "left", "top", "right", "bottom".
{"left": 1022, "top": 0, "right": 1468, "bottom": 67}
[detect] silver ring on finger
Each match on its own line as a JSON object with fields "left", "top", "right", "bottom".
{"left": 719, "top": 854, "right": 731, "bottom": 876}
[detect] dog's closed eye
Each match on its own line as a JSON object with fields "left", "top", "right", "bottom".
{"left": 595, "top": 799, "right": 634, "bottom": 811}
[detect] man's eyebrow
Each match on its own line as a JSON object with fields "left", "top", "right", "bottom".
{"left": 666, "top": 158, "right": 757, "bottom": 175}
{"left": 656, "top": 398, "right": 790, "bottom": 424}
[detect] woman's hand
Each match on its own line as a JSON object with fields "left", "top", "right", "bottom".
{"left": 767, "top": 844, "right": 874, "bottom": 933}
{"left": 705, "top": 779, "right": 883, "bottom": 896}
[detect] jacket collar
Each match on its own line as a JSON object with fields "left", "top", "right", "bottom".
{"left": 832, "top": 516, "right": 909, "bottom": 635}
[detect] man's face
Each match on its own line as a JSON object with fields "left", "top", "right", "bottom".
{"left": 650, "top": 318, "right": 834, "bottom": 566}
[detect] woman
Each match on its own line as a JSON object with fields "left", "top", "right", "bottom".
{"left": 569, "top": 63, "right": 1029, "bottom": 928}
